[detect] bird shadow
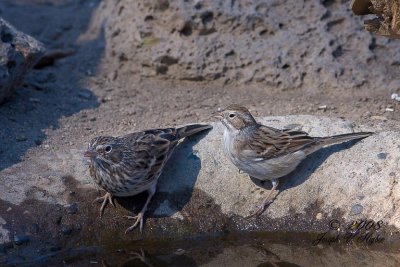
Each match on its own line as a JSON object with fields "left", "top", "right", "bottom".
{"left": 250, "top": 139, "right": 365, "bottom": 193}
{"left": 115, "top": 128, "right": 212, "bottom": 218}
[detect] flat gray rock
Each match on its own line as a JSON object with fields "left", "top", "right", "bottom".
{"left": 160, "top": 115, "right": 398, "bottom": 224}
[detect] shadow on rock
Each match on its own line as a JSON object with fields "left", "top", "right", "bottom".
{"left": 250, "top": 139, "right": 367, "bottom": 192}
{"left": 114, "top": 129, "right": 211, "bottom": 219}
{"left": 0, "top": 0, "right": 103, "bottom": 170}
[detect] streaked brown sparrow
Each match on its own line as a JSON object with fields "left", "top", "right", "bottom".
{"left": 215, "top": 104, "right": 373, "bottom": 217}
{"left": 84, "top": 124, "right": 211, "bottom": 233}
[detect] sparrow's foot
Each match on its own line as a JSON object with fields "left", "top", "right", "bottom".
{"left": 246, "top": 200, "right": 273, "bottom": 218}
{"left": 124, "top": 184, "right": 156, "bottom": 234}
{"left": 124, "top": 212, "right": 145, "bottom": 233}
{"left": 246, "top": 179, "right": 279, "bottom": 219}
{"left": 93, "top": 192, "right": 115, "bottom": 218}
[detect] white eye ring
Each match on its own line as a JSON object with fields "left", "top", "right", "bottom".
{"left": 105, "top": 145, "right": 112, "bottom": 153}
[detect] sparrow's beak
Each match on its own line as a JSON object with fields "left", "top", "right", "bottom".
{"left": 84, "top": 149, "right": 97, "bottom": 158}
{"left": 211, "top": 111, "right": 223, "bottom": 120}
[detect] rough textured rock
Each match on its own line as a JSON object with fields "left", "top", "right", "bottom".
{"left": 0, "top": 115, "right": 398, "bottom": 244}
{"left": 162, "top": 116, "right": 398, "bottom": 225}
{"left": 0, "top": 17, "right": 44, "bottom": 103}
{"left": 352, "top": 0, "right": 400, "bottom": 39}
{"left": 93, "top": 0, "right": 400, "bottom": 91}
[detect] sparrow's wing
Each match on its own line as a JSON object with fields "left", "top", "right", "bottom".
{"left": 240, "top": 125, "right": 317, "bottom": 161}
{"left": 121, "top": 128, "right": 180, "bottom": 179}
{"left": 120, "top": 124, "right": 211, "bottom": 181}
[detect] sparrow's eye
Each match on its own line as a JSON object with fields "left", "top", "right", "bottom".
{"left": 105, "top": 145, "right": 112, "bottom": 153}
{"left": 229, "top": 113, "right": 235, "bottom": 118}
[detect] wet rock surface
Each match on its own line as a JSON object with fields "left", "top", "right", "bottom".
{"left": 3, "top": 232, "right": 400, "bottom": 266}
{"left": 0, "top": 18, "right": 45, "bottom": 103}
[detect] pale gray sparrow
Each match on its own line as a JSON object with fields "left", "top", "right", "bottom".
{"left": 215, "top": 105, "right": 373, "bottom": 218}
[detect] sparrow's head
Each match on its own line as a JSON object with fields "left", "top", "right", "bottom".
{"left": 214, "top": 104, "right": 257, "bottom": 131}
{"left": 84, "top": 136, "right": 125, "bottom": 165}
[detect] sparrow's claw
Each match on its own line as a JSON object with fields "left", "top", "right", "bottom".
{"left": 93, "top": 192, "right": 115, "bottom": 218}
{"left": 246, "top": 182, "right": 279, "bottom": 219}
{"left": 124, "top": 213, "right": 144, "bottom": 233}
{"left": 245, "top": 201, "right": 272, "bottom": 218}
{"left": 124, "top": 185, "right": 155, "bottom": 234}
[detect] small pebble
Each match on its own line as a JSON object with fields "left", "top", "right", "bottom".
{"left": 78, "top": 91, "right": 92, "bottom": 99}
{"left": 15, "top": 135, "right": 27, "bottom": 142}
{"left": 350, "top": 204, "right": 363, "bottom": 216}
{"left": 318, "top": 105, "right": 327, "bottom": 111}
{"left": 377, "top": 153, "right": 387, "bottom": 159}
{"left": 101, "top": 96, "right": 112, "bottom": 103}
{"left": 316, "top": 213, "right": 323, "bottom": 220}
{"left": 174, "top": 248, "right": 185, "bottom": 255}
{"left": 29, "top": 97, "right": 40, "bottom": 103}
{"left": 385, "top": 107, "right": 394, "bottom": 112}
{"left": 14, "top": 235, "right": 30, "bottom": 245}
{"left": 66, "top": 203, "right": 78, "bottom": 214}
{"left": 34, "top": 139, "right": 42, "bottom": 145}
{"left": 370, "top": 116, "right": 387, "bottom": 121}
{"left": 391, "top": 93, "right": 400, "bottom": 101}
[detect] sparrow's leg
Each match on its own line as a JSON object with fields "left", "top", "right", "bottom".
{"left": 93, "top": 192, "right": 115, "bottom": 218}
{"left": 124, "top": 184, "right": 156, "bottom": 233}
{"left": 247, "top": 179, "right": 279, "bottom": 218}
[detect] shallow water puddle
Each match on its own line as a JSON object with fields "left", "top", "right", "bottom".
{"left": 2, "top": 231, "right": 400, "bottom": 267}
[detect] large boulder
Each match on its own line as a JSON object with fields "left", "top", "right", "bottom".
{"left": 159, "top": 115, "right": 399, "bottom": 228}
{"left": 0, "top": 18, "right": 44, "bottom": 103}
{"left": 0, "top": 115, "right": 398, "bottom": 244}
{"left": 92, "top": 0, "right": 400, "bottom": 91}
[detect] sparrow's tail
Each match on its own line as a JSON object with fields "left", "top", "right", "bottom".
{"left": 176, "top": 124, "right": 212, "bottom": 139}
{"left": 303, "top": 131, "right": 373, "bottom": 156}
{"left": 319, "top": 131, "right": 374, "bottom": 147}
